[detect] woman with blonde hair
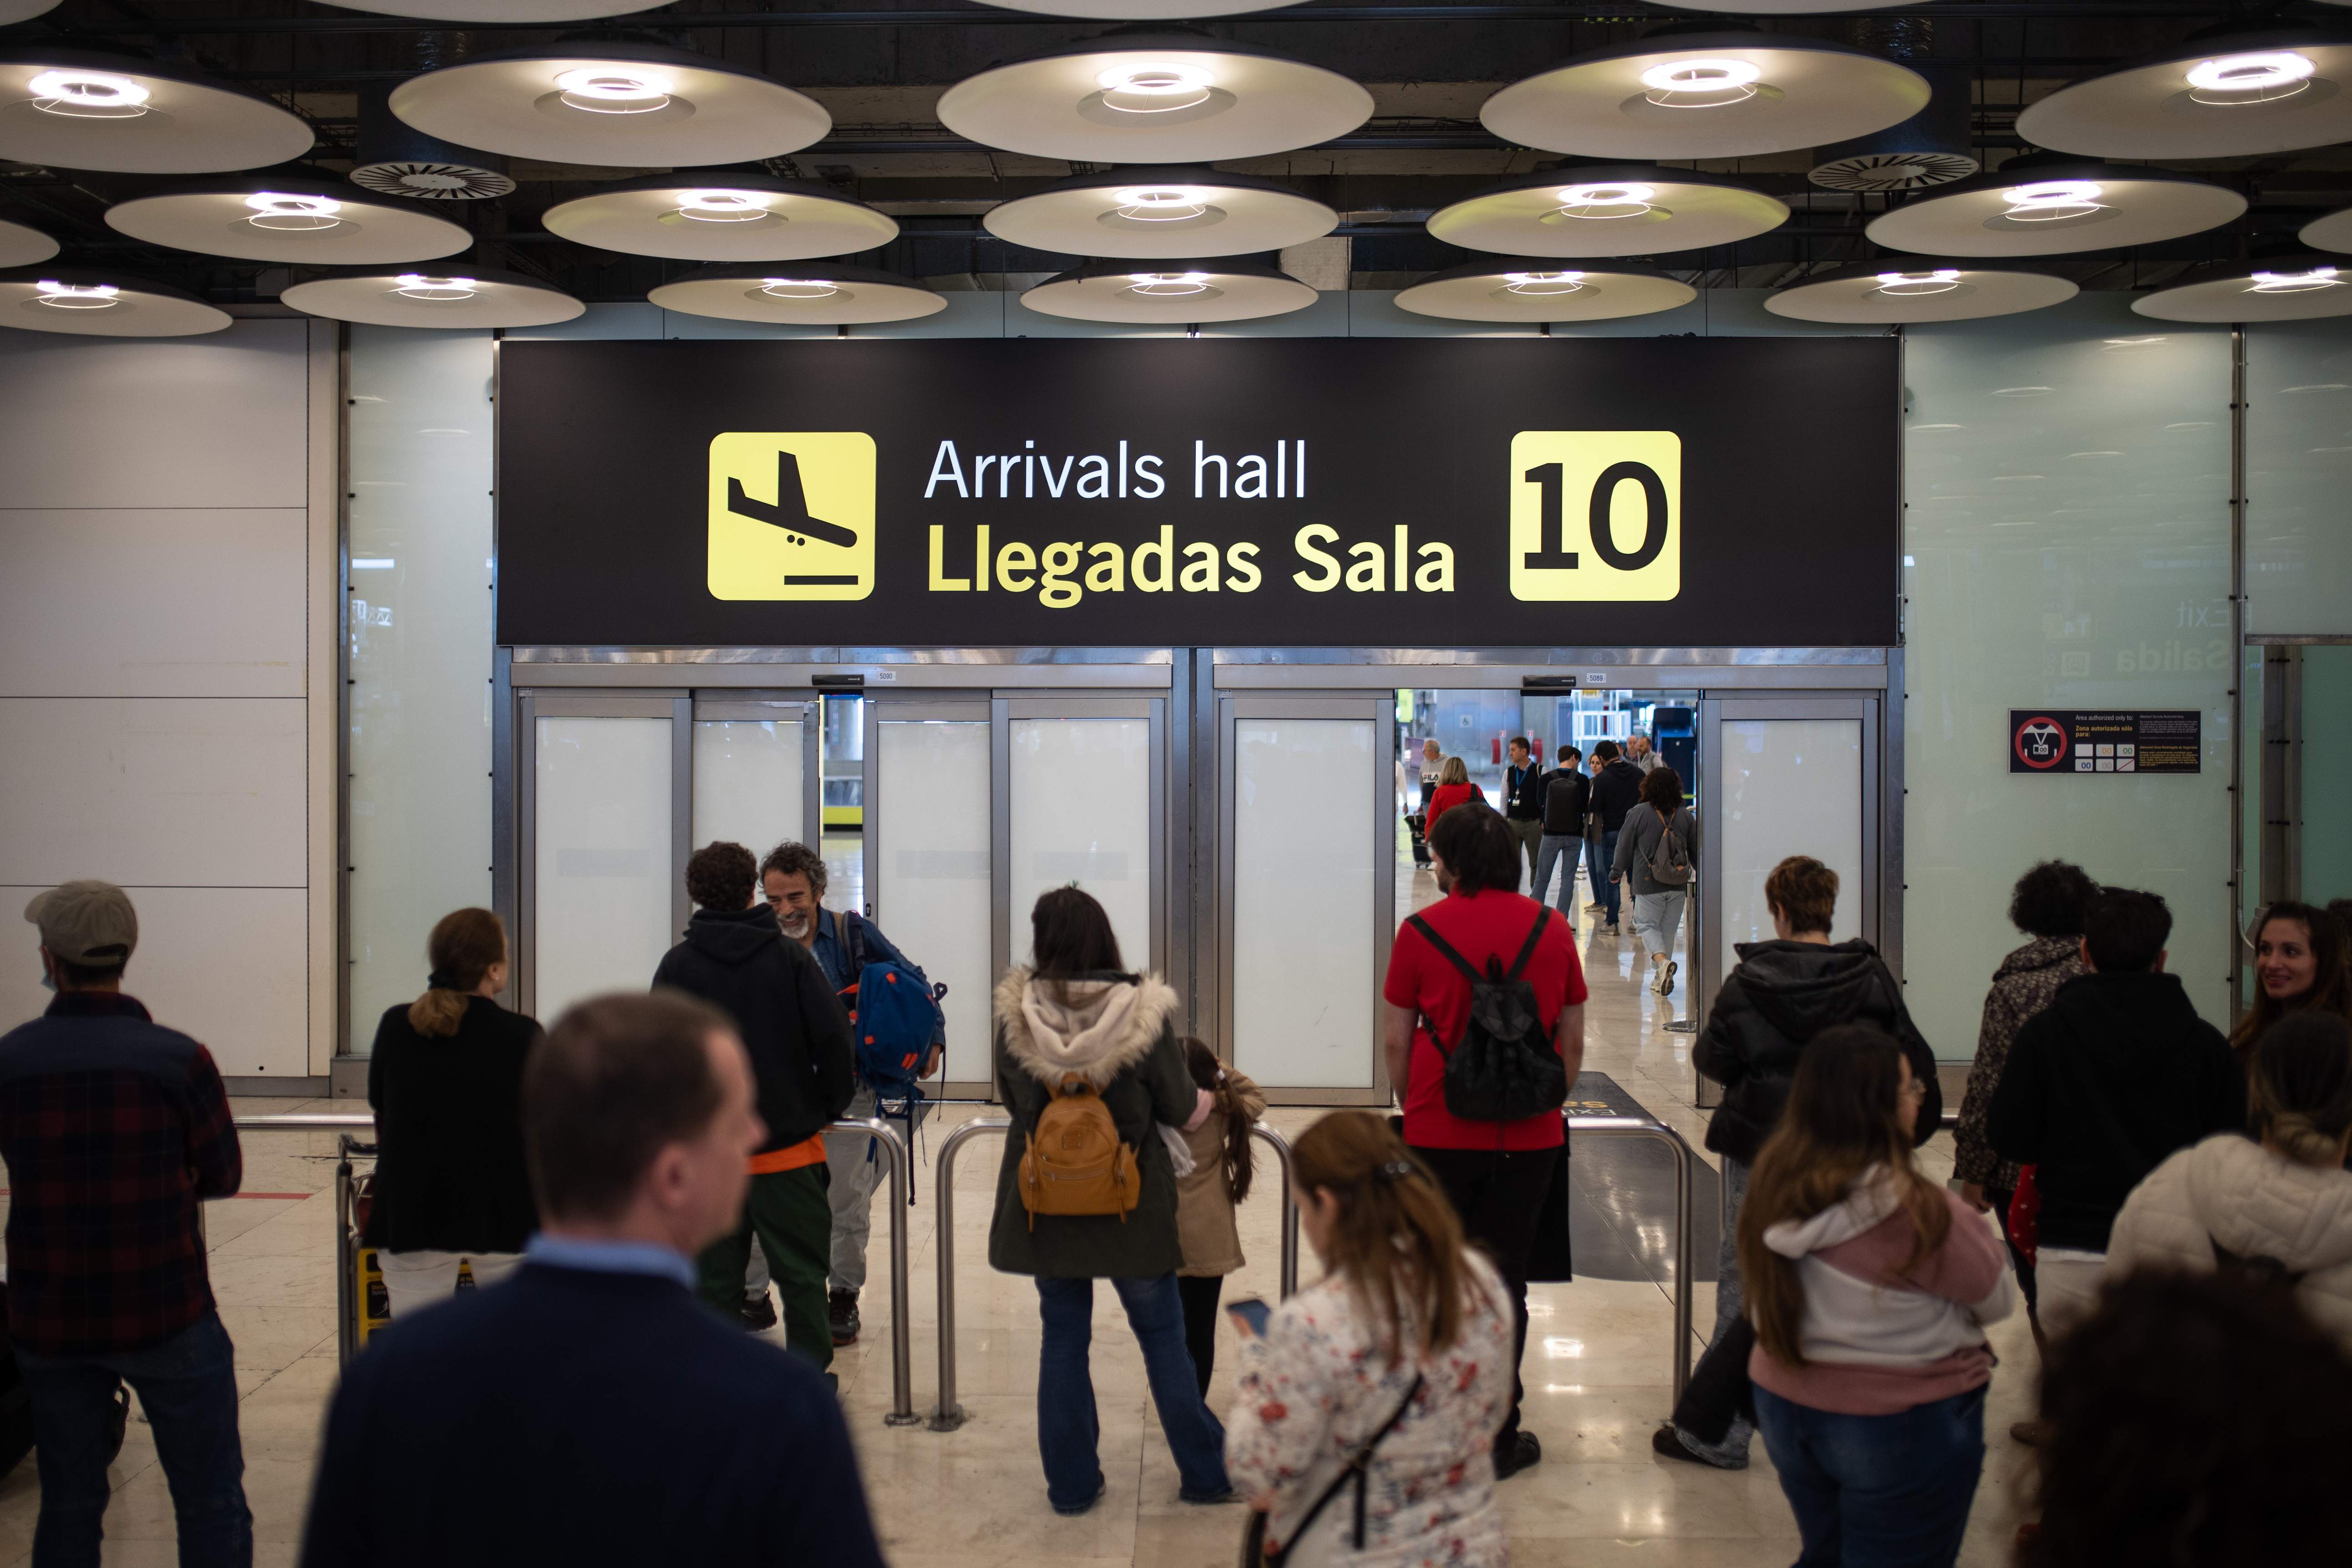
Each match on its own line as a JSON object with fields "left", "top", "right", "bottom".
{"left": 1421, "top": 756, "right": 1483, "bottom": 838}
{"left": 1225, "top": 1112, "right": 1514, "bottom": 1568}
{"left": 364, "top": 909, "right": 542, "bottom": 1316}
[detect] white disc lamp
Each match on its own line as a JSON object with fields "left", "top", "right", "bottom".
{"left": 0, "top": 217, "right": 59, "bottom": 268}
{"left": 1427, "top": 165, "right": 1788, "bottom": 258}
{"left": 1865, "top": 158, "right": 2246, "bottom": 257}
{"left": 2301, "top": 203, "right": 2352, "bottom": 254}
{"left": 2015, "top": 29, "right": 2352, "bottom": 159}
{"left": 279, "top": 263, "right": 584, "bottom": 329}
{"left": 388, "top": 38, "right": 830, "bottom": 167}
{"left": 104, "top": 174, "right": 472, "bottom": 264}
{"left": 0, "top": 266, "right": 231, "bottom": 337}
{"left": 2133, "top": 254, "right": 2352, "bottom": 323}
{"left": 312, "top": 0, "right": 680, "bottom": 20}
{"left": 0, "top": 0, "right": 61, "bottom": 21}
{"left": 541, "top": 171, "right": 897, "bottom": 262}
{"left": 1394, "top": 258, "right": 1696, "bottom": 323}
{"left": 0, "top": 47, "right": 314, "bottom": 174}
{"left": 1765, "top": 258, "right": 2078, "bottom": 323}
{"left": 1480, "top": 31, "right": 1929, "bottom": 161}
{"left": 936, "top": 33, "right": 1373, "bottom": 163}
{"left": 1021, "top": 256, "right": 1318, "bottom": 324}
{"left": 982, "top": 166, "right": 1335, "bottom": 259}
{"left": 649, "top": 262, "right": 947, "bottom": 325}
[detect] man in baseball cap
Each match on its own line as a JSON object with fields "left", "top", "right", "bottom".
{"left": 2, "top": 881, "right": 250, "bottom": 1563}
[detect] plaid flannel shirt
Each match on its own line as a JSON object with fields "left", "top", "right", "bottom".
{"left": 0, "top": 992, "right": 242, "bottom": 1356}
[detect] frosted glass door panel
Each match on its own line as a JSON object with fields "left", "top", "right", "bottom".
{"left": 1010, "top": 718, "right": 1152, "bottom": 969}
{"left": 536, "top": 717, "right": 673, "bottom": 1021}
{"left": 1719, "top": 719, "right": 1864, "bottom": 945}
{"left": 2304, "top": 647, "right": 2352, "bottom": 904}
{"left": 692, "top": 720, "right": 803, "bottom": 856}
{"left": 1233, "top": 719, "right": 1376, "bottom": 1088}
{"left": 876, "top": 720, "right": 992, "bottom": 1083}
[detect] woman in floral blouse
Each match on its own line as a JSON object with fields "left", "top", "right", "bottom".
{"left": 1225, "top": 1112, "right": 1513, "bottom": 1568}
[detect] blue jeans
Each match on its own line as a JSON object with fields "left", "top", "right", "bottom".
{"left": 16, "top": 1310, "right": 251, "bottom": 1568}
{"left": 1590, "top": 830, "right": 1622, "bottom": 922}
{"left": 1531, "top": 834, "right": 1584, "bottom": 910}
{"left": 1751, "top": 1384, "right": 1986, "bottom": 1568}
{"left": 1035, "top": 1274, "right": 1231, "bottom": 1511}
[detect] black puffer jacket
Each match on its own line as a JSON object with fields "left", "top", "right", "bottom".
{"left": 651, "top": 905, "right": 856, "bottom": 1154}
{"left": 1694, "top": 938, "right": 1940, "bottom": 1164}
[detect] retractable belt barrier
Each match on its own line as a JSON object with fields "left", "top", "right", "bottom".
{"left": 925, "top": 1114, "right": 1700, "bottom": 1432}
{"left": 233, "top": 1112, "right": 919, "bottom": 1426}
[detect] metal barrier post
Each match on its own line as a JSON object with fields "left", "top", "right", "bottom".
{"left": 1564, "top": 1116, "right": 1698, "bottom": 1407}
{"left": 830, "top": 1116, "right": 920, "bottom": 1427}
{"left": 335, "top": 1135, "right": 358, "bottom": 1367}
{"left": 1247, "top": 1123, "right": 1300, "bottom": 1299}
{"left": 927, "top": 1116, "right": 1010, "bottom": 1431}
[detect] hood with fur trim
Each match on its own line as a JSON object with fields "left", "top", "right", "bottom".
{"left": 996, "top": 966, "right": 1179, "bottom": 1090}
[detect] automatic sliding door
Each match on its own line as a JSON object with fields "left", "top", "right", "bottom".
{"left": 691, "top": 698, "right": 818, "bottom": 859}
{"left": 1002, "top": 698, "right": 1164, "bottom": 975}
{"left": 867, "top": 699, "right": 994, "bottom": 1091}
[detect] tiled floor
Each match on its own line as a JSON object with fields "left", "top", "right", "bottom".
{"left": 0, "top": 860, "right": 2037, "bottom": 1565}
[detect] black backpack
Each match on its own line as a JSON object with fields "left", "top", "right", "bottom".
{"left": 1405, "top": 906, "right": 1568, "bottom": 1122}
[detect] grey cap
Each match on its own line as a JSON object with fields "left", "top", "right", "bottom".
{"left": 24, "top": 880, "right": 138, "bottom": 966}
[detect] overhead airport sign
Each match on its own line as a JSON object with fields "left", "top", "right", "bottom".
{"left": 496, "top": 338, "right": 1897, "bottom": 647}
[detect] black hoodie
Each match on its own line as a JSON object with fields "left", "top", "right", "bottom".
{"left": 1694, "top": 938, "right": 1941, "bottom": 1164}
{"left": 651, "top": 905, "right": 856, "bottom": 1155}
{"left": 1986, "top": 970, "right": 2245, "bottom": 1252}
{"left": 1589, "top": 759, "right": 1645, "bottom": 834}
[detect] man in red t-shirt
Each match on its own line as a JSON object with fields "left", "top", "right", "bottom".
{"left": 1382, "top": 801, "right": 1586, "bottom": 1483}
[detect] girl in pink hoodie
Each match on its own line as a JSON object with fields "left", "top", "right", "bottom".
{"left": 1740, "top": 1024, "right": 2015, "bottom": 1567}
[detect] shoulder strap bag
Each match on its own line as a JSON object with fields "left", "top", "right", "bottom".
{"left": 1240, "top": 1373, "right": 1424, "bottom": 1568}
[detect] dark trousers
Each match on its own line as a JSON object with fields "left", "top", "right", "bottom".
{"left": 1984, "top": 1186, "right": 2038, "bottom": 1313}
{"left": 695, "top": 1163, "right": 833, "bottom": 1371}
{"left": 1177, "top": 1274, "right": 1224, "bottom": 1398}
{"left": 1411, "top": 1143, "right": 1563, "bottom": 1451}
{"left": 1590, "top": 830, "right": 1622, "bottom": 922}
{"left": 16, "top": 1310, "right": 251, "bottom": 1568}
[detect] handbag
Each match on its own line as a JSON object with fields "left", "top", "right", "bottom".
{"left": 1240, "top": 1373, "right": 1424, "bottom": 1568}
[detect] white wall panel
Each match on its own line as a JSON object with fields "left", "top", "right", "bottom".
{"left": 0, "top": 320, "right": 309, "bottom": 510}
{"left": 0, "top": 698, "right": 306, "bottom": 888}
{"left": 0, "top": 508, "right": 305, "bottom": 698}
{"left": 0, "top": 886, "right": 310, "bottom": 1077}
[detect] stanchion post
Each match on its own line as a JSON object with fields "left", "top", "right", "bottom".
{"left": 1247, "top": 1124, "right": 1300, "bottom": 1299}
{"left": 1665, "top": 1126, "right": 1695, "bottom": 1403}
{"left": 830, "top": 1116, "right": 920, "bottom": 1428}
{"left": 927, "top": 1116, "right": 1010, "bottom": 1432}
{"left": 335, "top": 1135, "right": 357, "bottom": 1368}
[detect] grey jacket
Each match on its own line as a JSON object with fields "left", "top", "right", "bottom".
{"left": 1610, "top": 802, "right": 1698, "bottom": 897}
{"left": 987, "top": 966, "right": 1195, "bottom": 1280}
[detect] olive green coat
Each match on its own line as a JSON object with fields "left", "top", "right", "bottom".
{"left": 986, "top": 967, "right": 1196, "bottom": 1280}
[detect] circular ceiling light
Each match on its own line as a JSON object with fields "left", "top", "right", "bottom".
{"left": 540, "top": 171, "right": 897, "bottom": 262}
{"left": 0, "top": 0, "right": 62, "bottom": 21}
{"left": 309, "top": 0, "right": 685, "bottom": 18}
{"left": 279, "top": 263, "right": 584, "bottom": 329}
{"left": 967, "top": 0, "right": 1313, "bottom": 17}
{"left": 982, "top": 165, "right": 1335, "bottom": 258}
{"left": 1394, "top": 258, "right": 1696, "bottom": 323}
{"left": 1427, "top": 164, "right": 1787, "bottom": 258}
{"left": 1765, "top": 258, "right": 2078, "bottom": 323}
{"left": 104, "top": 175, "right": 472, "bottom": 263}
{"left": 0, "top": 48, "right": 314, "bottom": 173}
{"left": 2133, "top": 253, "right": 2352, "bottom": 323}
{"left": 2015, "top": 29, "right": 2352, "bottom": 158}
{"left": 1864, "top": 157, "right": 2245, "bottom": 257}
{"left": 0, "top": 217, "right": 59, "bottom": 268}
{"left": 1646, "top": 0, "right": 1919, "bottom": 11}
{"left": 388, "top": 39, "right": 830, "bottom": 167}
{"left": 0, "top": 265, "right": 230, "bottom": 337}
{"left": 1021, "top": 255, "right": 1317, "bottom": 323}
{"left": 649, "top": 261, "right": 948, "bottom": 325}
{"left": 936, "top": 34, "right": 1372, "bottom": 163}
{"left": 2299, "top": 202, "right": 2352, "bottom": 253}
{"left": 1480, "top": 31, "right": 1928, "bottom": 160}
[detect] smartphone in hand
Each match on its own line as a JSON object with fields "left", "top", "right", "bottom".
{"left": 1226, "top": 1296, "right": 1271, "bottom": 1339}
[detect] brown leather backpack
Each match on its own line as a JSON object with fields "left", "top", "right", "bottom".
{"left": 1018, "top": 1075, "right": 1140, "bottom": 1228}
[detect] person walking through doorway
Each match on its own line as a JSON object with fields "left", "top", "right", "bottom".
{"left": 1585, "top": 742, "right": 1644, "bottom": 936}
{"left": 1612, "top": 765, "right": 1696, "bottom": 998}
{"left": 1531, "top": 745, "right": 1588, "bottom": 914}
{"left": 1501, "top": 736, "right": 1546, "bottom": 890}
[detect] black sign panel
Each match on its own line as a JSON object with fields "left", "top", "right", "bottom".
{"left": 495, "top": 338, "right": 1899, "bottom": 648}
{"left": 2009, "top": 710, "right": 2203, "bottom": 774}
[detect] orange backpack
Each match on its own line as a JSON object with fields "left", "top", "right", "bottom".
{"left": 1018, "top": 1075, "right": 1141, "bottom": 1228}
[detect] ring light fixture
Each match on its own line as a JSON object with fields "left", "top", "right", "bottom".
{"left": 104, "top": 174, "right": 473, "bottom": 264}
{"left": 936, "top": 33, "right": 1373, "bottom": 163}
{"left": 0, "top": 217, "right": 59, "bottom": 268}
{"left": 1393, "top": 258, "right": 1696, "bottom": 323}
{"left": 387, "top": 38, "right": 830, "bottom": 167}
{"left": 279, "top": 263, "right": 584, "bottom": 329}
{"left": 652, "top": 261, "right": 949, "bottom": 325}
{"left": 981, "top": 165, "right": 1336, "bottom": 259}
{"left": 0, "top": 0, "right": 62, "bottom": 21}
{"left": 1765, "top": 258, "right": 2078, "bottom": 323}
{"left": 539, "top": 171, "right": 899, "bottom": 262}
{"left": 2299, "top": 202, "right": 2352, "bottom": 254}
{"left": 0, "top": 47, "right": 314, "bottom": 173}
{"left": 0, "top": 265, "right": 231, "bottom": 337}
{"left": 1863, "top": 157, "right": 2245, "bottom": 258}
{"left": 1427, "top": 165, "right": 1788, "bottom": 258}
{"left": 1021, "top": 255, "right": 1317, "bottom": 324}
{"left": 2132, "top": 253, "right": 2352, "bottom": 322}
{"left": 1479, "top": 31, "right": 1929, "bottom": 161}
{"left": 2015, "top": 28, "right": 2352, "bottom": 158}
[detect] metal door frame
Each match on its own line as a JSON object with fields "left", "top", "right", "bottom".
{"left": 1214, "top": 692, "right": 1397, "bottom": 1105}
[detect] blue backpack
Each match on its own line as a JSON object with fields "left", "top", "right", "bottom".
{"left": 839, "top": 912, "right": 945, "bottom": 1113}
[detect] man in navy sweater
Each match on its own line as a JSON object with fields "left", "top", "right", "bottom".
{"left": 299, "top": 991, "right": 888, "bottom": 1568}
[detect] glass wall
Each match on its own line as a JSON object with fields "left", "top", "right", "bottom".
{"left": 1008, "top": 716, "right": 1153, "bottom": 969}
{"left": 533, "top": 716, "right": 673, "bottom": 1021}
{"left": 1719, "top": 718, "right": 1865, "bottom": 946}
{"left": 1903, "top": 297, "right": 2234, "bottom": 1054}
{"left": 2246, "top": 319, "right": 2352, "bottom": 636}
{"left": 873, "top": 716, "right": 994, "bottom": 1084}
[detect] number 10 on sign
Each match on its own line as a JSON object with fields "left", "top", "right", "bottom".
{"left": 1508, "top": 430, "right": 1682, "bottom": 603}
